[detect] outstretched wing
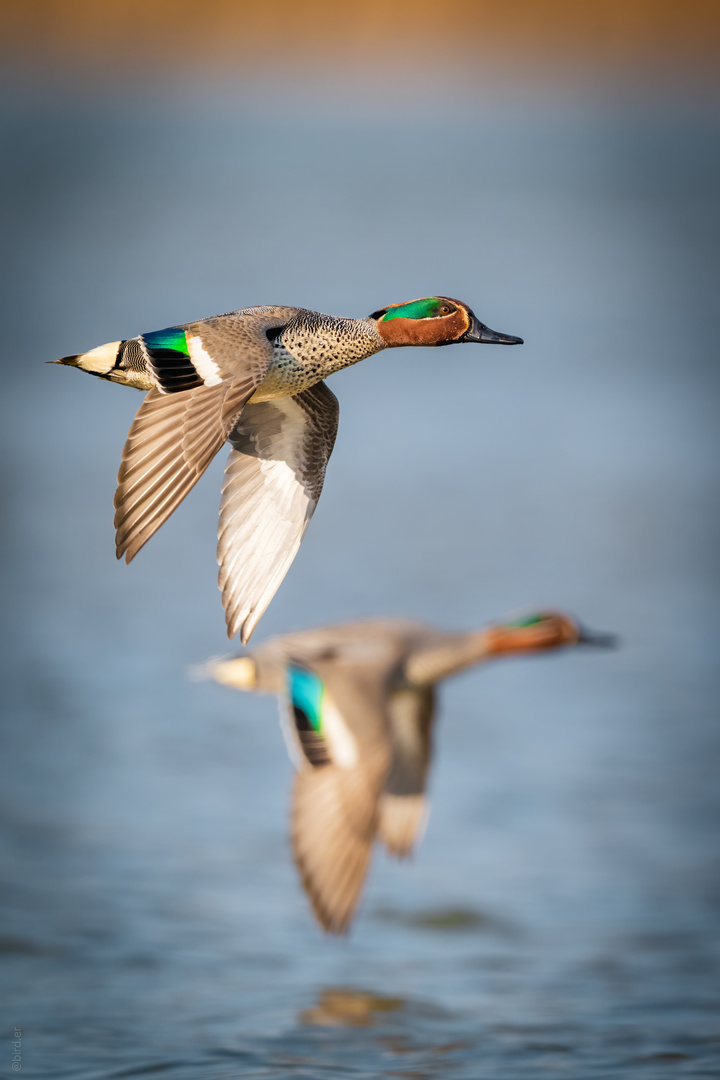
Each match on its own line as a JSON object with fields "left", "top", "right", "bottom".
{"left": 377, "top": 686, "right": 435, "bottom": 858}
{"left": 218, "top": 381, "right": 339, "bottom": 644}
{"left": 292, "top": 764, "right": 381, "bottom": 935}
{"left": 113, "top": 307, "right": 299, "bottom": 564}
{"left": 283, "top": 657, "right": 392, "bottom": 933}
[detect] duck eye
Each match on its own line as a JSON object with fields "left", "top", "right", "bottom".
{"left": 439, "top": 304, "right": 455, "bottom": 316}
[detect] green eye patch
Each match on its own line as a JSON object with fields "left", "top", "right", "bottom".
{"left": 381, "top": 298, "right": 445, "bottom": 322}
{"left": 505, "top": 614, "right": 545, "bottom": 628}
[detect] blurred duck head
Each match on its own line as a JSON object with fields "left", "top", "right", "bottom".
{"left": 486, "top": 612, "right": 617, "bottom": 656}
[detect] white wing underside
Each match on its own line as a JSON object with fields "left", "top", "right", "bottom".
{"left": 217, "top": 384, "right": 339, "bottom": 644}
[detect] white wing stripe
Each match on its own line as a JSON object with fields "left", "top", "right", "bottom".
{"left": 186, "top": 334, "right": 223, "bottom": 387}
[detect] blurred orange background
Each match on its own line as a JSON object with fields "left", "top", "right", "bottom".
{"left": 2, "top": 0, "right": 719, "bottom": 81}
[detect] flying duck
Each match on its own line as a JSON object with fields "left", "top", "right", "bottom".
{"left": 54, "top": 298, "right": 522, "bottom": 642}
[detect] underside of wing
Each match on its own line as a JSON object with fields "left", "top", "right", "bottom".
{"left": 378, "top": 686, "right": 435, "bottom": 858}
{"left": 114, "top": 379, "right": 255, "bottom": 563}
{"left": 218, "top": 381, "right": 339, "bottom": 644}
{"left": 291, "top": 764, "right": 380, "bottom": 934}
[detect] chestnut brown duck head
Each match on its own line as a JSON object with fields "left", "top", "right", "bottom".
{"left": 482, "top": 611, "right": 617, "bottom": 659}
{"left": 372, "top": 296, "right": 523, "bottom": 348}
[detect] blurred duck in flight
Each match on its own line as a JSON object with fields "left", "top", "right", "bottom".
{"left": 205, "top": 610, "right": 615, "bottom": 933}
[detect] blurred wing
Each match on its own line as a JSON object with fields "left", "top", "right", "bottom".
{"left": 114, "top": 379, "right": 256, "bottom": 562}
{"left": 218, "top": 381, "right": 339, "bottom": 644}
{"left": 378, "top": 686, "right": 435, "bottom": 858}
{"left": 291, "top": 763, "right": 382, "bottom": 934}
{"left": 378, "top": 795, "right": 429, "bottom": 859}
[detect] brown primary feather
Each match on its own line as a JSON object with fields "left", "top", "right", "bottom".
{"left": 114, "top": 377, "right": 258, "bottom": 563}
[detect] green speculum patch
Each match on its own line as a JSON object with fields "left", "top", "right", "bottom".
{"left": 287, "top": 666, "right": 324, "bottom": 732}
{"left": 381, "top": 298, "right": 444, "bottom": 322}
{"left": 142, "top": 326, "right": 190, "bottom": 356}
{"left": 506, "top": 614, "right": 545, "bottom": 628}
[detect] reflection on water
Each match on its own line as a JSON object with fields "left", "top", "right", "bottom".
{"left": 300, "top": 986, "right": 405, "bottom": 1027}
{"left": 1, "top": 80, "right": 719, "bottom": 1078}
{"left": 375, "top": 905, "right": 517, "bottom": 934}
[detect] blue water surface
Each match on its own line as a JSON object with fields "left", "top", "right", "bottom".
{"left": 0, "top": 80, "right": 718, "bottom": 1078}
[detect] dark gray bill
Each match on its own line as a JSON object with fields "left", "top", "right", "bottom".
{"left": 577, "top": 626, "right": 619, "bottom": 649}
{"left": 463, "top": 317, "right": 524, "bottom": 345}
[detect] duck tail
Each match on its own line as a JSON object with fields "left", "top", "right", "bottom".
{"left": 52, "top": 340, "right": 123, "bottom": 381}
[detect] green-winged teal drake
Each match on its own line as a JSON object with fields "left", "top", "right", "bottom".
{"left": 54, "top": 298, "right": 522, "bottom": 643}
{"left": 205, "top": 611, "right": 615, "bottom": 933}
